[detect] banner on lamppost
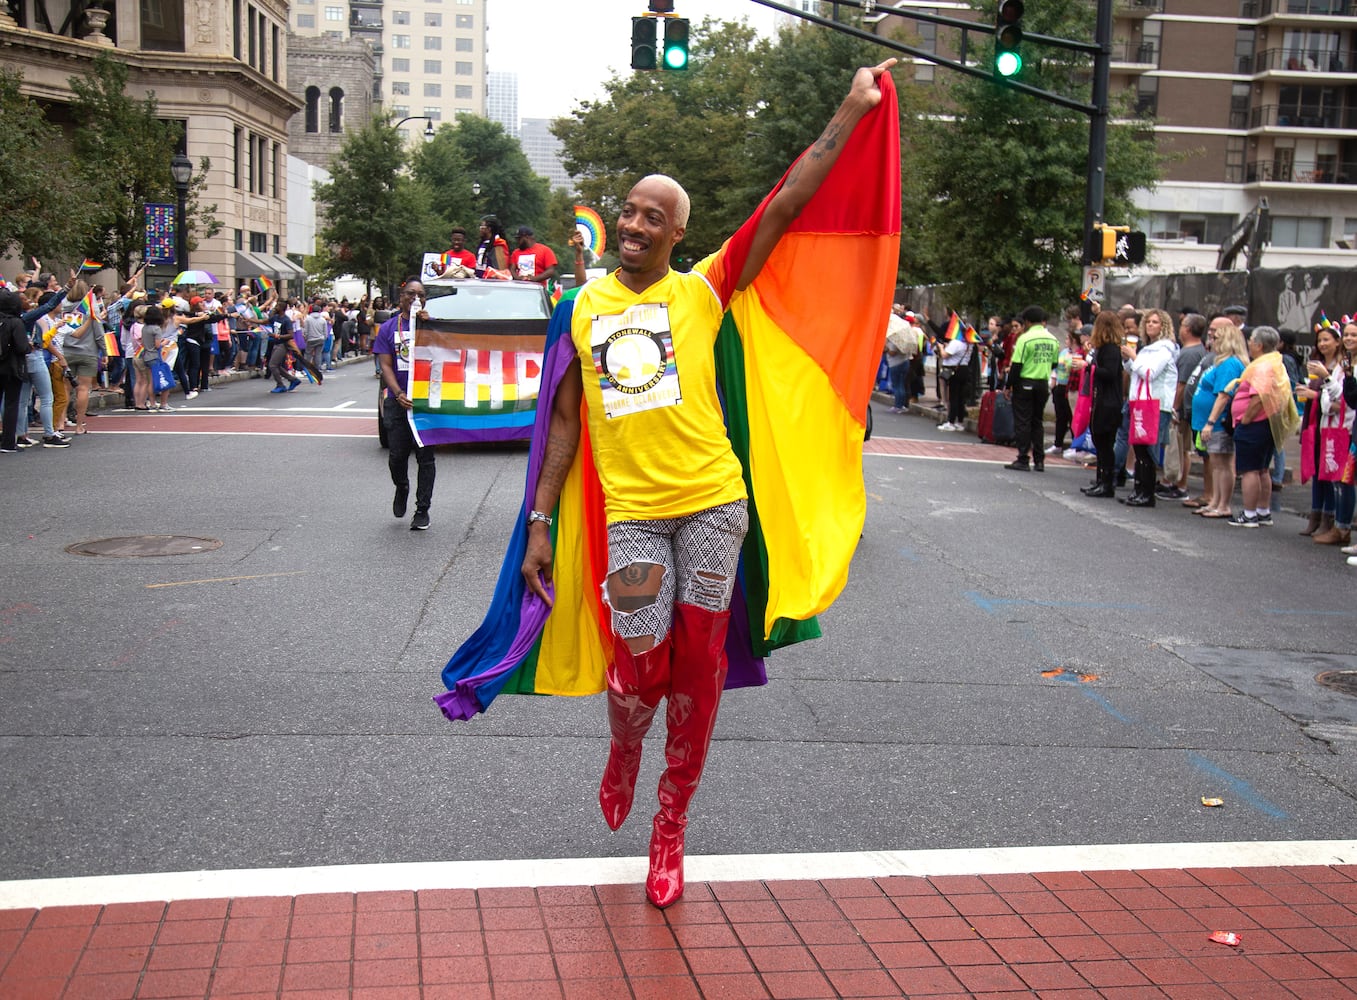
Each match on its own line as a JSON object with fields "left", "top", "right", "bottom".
{"left": 144, "top": 203, "right": 176, "bottom": 265}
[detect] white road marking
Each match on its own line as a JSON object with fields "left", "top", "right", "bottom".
{"left": 0, "top": 841, "right": 1350, "bottom": 908}
{"left": 333, "top": 400, "right": 357, "bottom": 409}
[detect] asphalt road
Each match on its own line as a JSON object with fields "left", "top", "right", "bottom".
{"left": 1, "top": 379, "right": 1353, "bottom": 882}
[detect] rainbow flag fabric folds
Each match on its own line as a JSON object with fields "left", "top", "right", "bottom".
{"left": 435, "top": 72, "right": 901, "bottom": 719}
{"left": 79, "top": 259, "right": 103, "bottom": 273}
{"left": 102, "top": 332, "right": 120, "bottom": 358}
{"left": 251, "top": 276, "right": 274, "bottom": 295}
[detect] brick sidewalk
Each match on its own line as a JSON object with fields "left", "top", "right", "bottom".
{"left": 3, "top": 864, "right": 1354, "bottom": 999}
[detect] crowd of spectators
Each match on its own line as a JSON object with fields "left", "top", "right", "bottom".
{"left": 0, "top": 262, "right": 396, "bottom": 452}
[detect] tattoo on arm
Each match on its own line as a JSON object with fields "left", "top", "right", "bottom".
{"left": 535, "top": 432, "right": 577, "bottom": 511}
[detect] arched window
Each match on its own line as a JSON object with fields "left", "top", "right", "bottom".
{"left": 328, "top": 87, "right": 345, "bottom": 133}
{"left": 304, "top": 86, "right": 320, "bottom": 134}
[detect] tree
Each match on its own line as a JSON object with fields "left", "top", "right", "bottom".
{"left": 409, "top": 124, "right": 475, "bottom": 242}
{"left": 313, "top": 115, "right": 442, "bottom": 296}
{"left": 553, "top": 18, "right": 770, "bottom": 266}
{"left": 901, "top": 0, "right": 1161, "bottom": 315}
{"left": 444, "top": 116, "right": 548, "bottom": 236}
{"left": 0, "top": 68, "right": 92, "bottom": 263}
{"left": 68, "top": 54, "right": 221, "bottom": 278}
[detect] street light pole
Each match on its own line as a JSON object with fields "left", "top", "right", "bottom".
{"left": 170, "top": 152, "right": 193, "bottom": 273}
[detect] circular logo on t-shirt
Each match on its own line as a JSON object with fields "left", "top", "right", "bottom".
{"left": 598, "top": 328, "right": 667, "bottom": 395}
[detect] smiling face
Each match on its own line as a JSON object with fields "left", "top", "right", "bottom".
{"left": 617, "top": 178, "right": 685, "bottom": 280}
{"left": 1344, "top": 323, "right": 1357, "bottom": 355}
{"left": 1317, "top": 328, "right": 1341, "bottom": 360}
{"left": 449, "top": 232, "right": 465, "bottom": 252}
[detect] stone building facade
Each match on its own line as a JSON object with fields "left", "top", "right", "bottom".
{"left": 1, "top": 0, "right": 305, "bottom": 292}
{"left": 286, "top": 34, "right": 377, "bottom": 171}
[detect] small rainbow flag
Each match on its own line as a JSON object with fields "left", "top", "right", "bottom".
{"left": 961, "top": 324, "right": 980, "bottom": 344}
{"left": 102, "top": 332, "right": 120, "bottom": 358}
{"left": 251, "top": 275, "right": 274, "bottom": 295}
{"left": 79, "top": 259, "right": 104, "bottom": 273}
{"left": 943, "top": 311, "right": 963, "bottom": 341}
{"left": 573, "top": 205, "right": 606, "bottom": 257}
{"left": 76, "top": 289, "right": 96, "bottom": 315}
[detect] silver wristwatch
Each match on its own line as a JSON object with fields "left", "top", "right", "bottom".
{"left": 527, "top": 510, "right": 553, "bottom": 527}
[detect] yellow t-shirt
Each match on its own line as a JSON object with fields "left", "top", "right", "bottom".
{"left": 572, "top": 255, "right": 747, "bottom": 522}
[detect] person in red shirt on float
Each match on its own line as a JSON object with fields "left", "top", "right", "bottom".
{"left": 508, "top": 226, "right": 560, "bottom": 284}
{"left": 438, "top": 227, "right": 476, "bottom": 275}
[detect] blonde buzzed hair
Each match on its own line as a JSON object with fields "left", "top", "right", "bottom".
{"left": 638, "top": 174, "right": 690, "bottom": 229}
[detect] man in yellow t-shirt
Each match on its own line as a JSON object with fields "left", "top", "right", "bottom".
{"left": 519, "top": 60, "right": 897, "bottom": 911}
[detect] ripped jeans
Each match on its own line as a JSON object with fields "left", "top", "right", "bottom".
{"left": 604, "top": 499, "right": 748, "bottom": 653}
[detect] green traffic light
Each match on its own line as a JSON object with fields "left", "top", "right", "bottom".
{"left": 663, "top": 46, "right": 688, "bottom": 69}
{"left": 996, "top": 50, "right": 1022, "bottom": 77}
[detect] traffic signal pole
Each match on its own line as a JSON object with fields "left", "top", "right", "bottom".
{"left": 744, "top": 0, "right": 1117, "bottom": 268}
{"left": 1083, "top": 0, "right": 1113, "bottom": 265}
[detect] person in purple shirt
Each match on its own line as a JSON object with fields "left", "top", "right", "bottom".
{"left": 373, "top": 280, "right": 434, "bottom": 530}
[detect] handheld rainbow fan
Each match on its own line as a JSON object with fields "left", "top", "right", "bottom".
{"left": 574, "top": 205, "right": 606, "bottom": 258}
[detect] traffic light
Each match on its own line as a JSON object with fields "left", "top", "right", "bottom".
{"left": 1090, "top": 224, "right": 1147, "bottom": 265}
{"left": 994, "top": 0, "right": 1024, "bottom": 77}
{"left": 631, "top": 16, "right": 657, "bottom": 70}
{"left": 662, "top": 17, "right": 690, "bottom": 70}
{"left": 648, "top": 0, "right": 674, "bottom": 11}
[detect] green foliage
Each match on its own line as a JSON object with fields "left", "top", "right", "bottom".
{"left": 445, "top": 116, "right": 549, "bottom": 235}
{"left": 68, "top": 54, "right": 220, "bottom": 277}
{"left": 314, "top": 114, "right": 442, "bottom": 295}
{"left": 902, "top": 0, "right": 1162, "bottom": 315}
{"left": 410, "top": 124, "right": 475, "bottom": 239}
{"left": 0, "top": 68, "right": 91, "bottom": 263}
{"left": 553, "top": 18, "right": 771, "bottom": 266}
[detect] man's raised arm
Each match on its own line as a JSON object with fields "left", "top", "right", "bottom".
{"left": 736, "top": 58, "right": 897, "bottom": 292}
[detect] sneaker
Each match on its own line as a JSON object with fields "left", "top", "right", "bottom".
{"left": 1155, "top": 485, "right": 1188, "bottom": 500}
{"left": 14, "top": 436, "right": 36, "bottom": 449}
{"left": 1062, "top": 448, "right": 1079, "bottom": 460}
{"left": 888, "top": 406, "right": 903, "bottom": 414}
{"left": 410, "top": 510, "right": 431, "bottom": 531}
{"left": 269, "top": 386, "right": 287, "bottom": 393}
{"left": 1340, "top": 543, "right": 1357, "bottom": 556}
{"left": 1004, "top": 459, "right": 1031, "bottom": 471}
{"left": 393, "top": 485, "right": 409, "bottom": 519}
{"left": 1045, "top": 445, "right": 1061, "bottom": 455}
{"left": 1255, "top": 512, "right": 1274, "bottom": 526}
{"left": 1227, "top": 513, "right": 1260, "bottom": 528}
{"left": 42, "top": 435, "right": 71, "bottom": 449}
{"left": 1348, "top": 556, "right": 1357, "bottom": 567}
{"left": 287, "top": 379, "right": 301, "bottom": 391}
{"left": 185, "top": 390, "right": 199, "bottom": 400}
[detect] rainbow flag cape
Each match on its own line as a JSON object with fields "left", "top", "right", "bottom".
{"left": 943, "top": 311, "right": 963, "bottom": 341}
{"left": 436, "top": 73, "right": 900, "bottom": 720}
{"left": 574, "top": 205, "right": 606, "bottom": 257}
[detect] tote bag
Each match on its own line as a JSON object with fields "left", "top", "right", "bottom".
{"left": 1128, "top": 376, "right": 1159, "bottom": 446}
{"left": 1070, "top": 361, "right": 1093, "bottom": 439}
{"left": 1319, "top": 399, "right": 1351, "bottom": 482}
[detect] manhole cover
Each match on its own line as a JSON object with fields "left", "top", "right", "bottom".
{"left": 1316, "top": 670, "right": 1357, "bottom": 697}
{"left": 66, "top": 535, "right": 223, "bottom": 558}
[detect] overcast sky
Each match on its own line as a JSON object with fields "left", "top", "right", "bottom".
{"left": 486, "top": 1, "right": 782, "bottom": 122}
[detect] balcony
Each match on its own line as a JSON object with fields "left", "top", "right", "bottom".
{"left": 1249, "top": 103, "right": 1357, "bottom": 128}
{"left": 1254, "top": 47, "right": 1357, "bottom": 73}
{"left": 1110, "top": 40, "right": 1157, "bottom": 65}
{"left": 1241, "top": 0, "right": 1354, "bottom": 16}
{"left": 1245, "top": 158, "right": 1357, "bottom": 182}
{"left": 350, "top": 0, "right": 384, "bottom": 7}
{"left": 350, "top": 15, "right": 383, "bottom": 31}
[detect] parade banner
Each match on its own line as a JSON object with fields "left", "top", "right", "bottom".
{"left": 144, "top": 204, "right": 176, "bottom": 266}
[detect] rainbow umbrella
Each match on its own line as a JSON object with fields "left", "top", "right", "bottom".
{"left": 173, "top": 269, "right": 220, "bottom": 286}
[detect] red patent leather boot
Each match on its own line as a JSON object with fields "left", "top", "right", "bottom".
{"left": 646, "top": 603, "right": 730, "bottom": 909}
{"left": 599, "top": 633, "right": 670, "bottom": 831}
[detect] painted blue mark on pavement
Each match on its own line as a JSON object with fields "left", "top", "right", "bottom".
{"left": 1186, "top": 752, "right": 1290, "bottom": 820}
{"left": 1050, "top": 670, "right": 1135, "bottom": 724}
{"left": 898, "top": 547, "right": 921, "bottom": 563}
